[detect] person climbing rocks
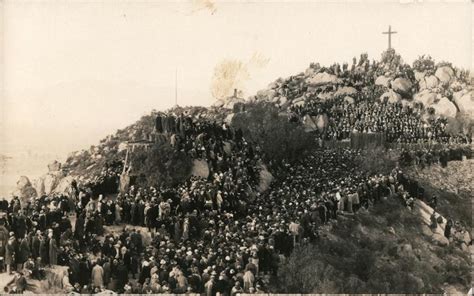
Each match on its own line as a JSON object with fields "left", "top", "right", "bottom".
{"left": 444, "top": 219, "right": 453, "bottom": 239}
{"left": 429, "top": 195, "right": 438, "bottom": 210}
{"left": 430, "top": 211, "right": 438, "bottom": 230}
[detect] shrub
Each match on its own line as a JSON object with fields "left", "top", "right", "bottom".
{"left": 130, "top": 142, "right": 192, "bottom": 187}
{"left": 276, "top": 245, "right": 343, "bottom": 293}
{"left": 231, "top": 101, "right": 315, "bottom": 165}
{"left": 356, "top": 147, "right": 400, "bottom": 175}
{"left": 353, "top": 248, "right": 376, "bottom": 281}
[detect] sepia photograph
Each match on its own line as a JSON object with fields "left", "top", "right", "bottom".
{"left": 0, "top": 0, "right": 472, "bottom": 294}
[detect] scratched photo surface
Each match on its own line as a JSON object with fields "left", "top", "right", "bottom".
{"left": 0, "top": 1, "right": 472, "bottom": 295}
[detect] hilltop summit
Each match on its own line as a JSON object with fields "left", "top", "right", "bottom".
{"left": 252, "top": 49, "right": 472, "bottom": 118}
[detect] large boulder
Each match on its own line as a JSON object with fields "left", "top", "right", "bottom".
{"left": 424, "top": 75, "right": 439, "bottom": 89}
{"left": 212, "top": 99, "right": 225, "bottom": 108}
{"left": 317, "top": 91, "right": 334, "bottom": 101}
{"left": 302, "top": 115, "right": 318, "bottom": 132}
{"left": 304, "top": 67, "right": 317, "bottom": 77}
{"left": 453, "top": 90, "right": 474, "bottom": 114}
{"left": 401, "top": 100, "right": 414, "bottom": 108}
{"left": 42, "top": 172, "right": 64, "bottom": 195}
{"left": 118, "top": 142, "right": 128, "bottom": 152}
{"left": 432, "top": 233, "right": 449, "bottom": 247}
{"left": 53, "top": 175, "right": 75, "bottom": 195}
{"left": 397, "top": 243, "right": 415, "bottom": 257}
{"left": 380, "top": 89, "right": 402, "bottom": 103}
{"left": 224, "top": 113, "right": 234, "bottom": 124}
{"left": 268, "top": 81, "right": 279, "bottom": 89}
{"left": 292, "top": 96, "right": 305, "bottom": 105}
{"left": 344, "top": 96, "right": 355, "bottom": 104}
{"left": 14, "top": 176, "right": 37, "bottom": 205}
{"left": 191, "top": 159, "right": 209, "bottom": 179}
{"left": 375, "top": 75, "right": 391, "bottom": 88}
{"left": 334, "top": 86, "right": 357, "bottom": 97}
{"left": 223, "top": 97, "right": 246, "bottom": 109}
{"left": 256, "top": 89, "right": 277, "bottom": 101}
{"left": 414, "top": 200, "right": 449, "bottom": 246}
{"left": 435, "top": 66, "right": 454, "bottom": 84}
{"left": 257, "top": 164, "right": 273, "bottom": 192}
{"left": 414, "top": 70, "right": 426, "bottom": 82}
{"left": 306, "top": 72, "right": 342, "bottom": 86}
{"left": 432, "top": 97, "right": 457, "bottom": 118}
{"left": 391, "top": 77, "right": 413, "bottom": 96}
{"left": 413, "top": 90, "right": 438, "bottom": 107}
{"left": 48, "top": 160, "right": 62, "bottom": 172}
{"left": 292, "top": 100, "right": 305, "bottom": 107}
{"left": 33, "top": 178, "right": 46, "bottom": 197}
{"left": 315, "top": 114, "right": 329, "bottom": 131}
{"left": 278, "top": 96, "right": 288, "bottom": 105}
{"left": 266, "top": 89, "right": 277, "bottom": 100}
{"left": 214, "top": 98, "right": 246, "bottom": 111}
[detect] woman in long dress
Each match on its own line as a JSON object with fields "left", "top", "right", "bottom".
{"left": 48, "top": 233, "right": 58, "bottom": 266}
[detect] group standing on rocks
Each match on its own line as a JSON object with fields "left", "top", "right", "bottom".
{"left": 0, "top": 101, "right": 471, "bottom": 294}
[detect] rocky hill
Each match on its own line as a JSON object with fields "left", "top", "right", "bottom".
{"left": 276, "top": 197, "right": 471, "bottom": 294}
{"left": 8, "top": 50, "right": 472, "bottom": 294}
{"left": 13, "top": 49, "right": 473, "bottom": 201}
{"left": 406, "top": 159, "right": 473, "bottom": 229}
{"left": 252, "top": 50, "right": 472, "bottom": 119}
{"left": 13, "top": 105, "right": 235, "bottom": 200}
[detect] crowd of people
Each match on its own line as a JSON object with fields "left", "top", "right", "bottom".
{"left": 0, "top": 147, "right": 448, "bottom": 295}
{"left": 0, "top": 109, "right": 470, "bottom": 294}
{"left": 289, "top": 96, "right": 470, "bottom": 145}
{"left": 399, "top": 145, "right": 472, "bottom": 168}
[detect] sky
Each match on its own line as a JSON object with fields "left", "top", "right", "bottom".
{"left": 1, "top": 0, "right": 472, "bottom": 158}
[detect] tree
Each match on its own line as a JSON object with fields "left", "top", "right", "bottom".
{"left": 231, "top": 102, "right": 315, "bottom": 165}
{"left": 356, "top": 147, "right": 400, "bottom": 175}
{"left": 130, "top": 143, "right": 192, "bottom": 188}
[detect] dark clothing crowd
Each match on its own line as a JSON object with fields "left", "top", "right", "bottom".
{"left": 290, "top": 97, "right": 470, "bottom": 145}
{"left": 399, "top": 145, "right": 472, "bottom": 169}
{"left": 0, "top": 110, "right": 470, "bottom": 295}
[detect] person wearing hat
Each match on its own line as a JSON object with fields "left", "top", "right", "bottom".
{"left": 17, "top": 235, "right": 30, "bottom": 271}
{"left": 204, "top": 273, "right": 216, "bottom": 296}
{"left": 48, "top": 232, "right": 58, "bottom": 266}
{"left": 242, "top": 267, "right": 255, "bottom": 293}
{"left": 115, "top": 260, "right": 128, "bottom": 293}
{"left": 91, "top": 260, "right": 104, "bottom": 289}
{"left": 5, "top": 234, "right": 16, "bottom": 274}
{"left": 175, "top": 269, "right": 188, "bottom": 293}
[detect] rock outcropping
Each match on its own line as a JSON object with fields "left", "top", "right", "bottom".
{"left": 191, "top": 159, "right": 210, "bottom": 179}
{"left": 415, "top": 199, "right": 449, "bottom": 247}
{"left": 257, "top": 163, "right": 273, "bottom": 193}
{"left": 14, "top": 176, "right": 37, "bottom": 205}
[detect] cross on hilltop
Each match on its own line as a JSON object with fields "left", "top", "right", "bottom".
{"left": 382, "top": 25, "right": 397, "bottom": 50}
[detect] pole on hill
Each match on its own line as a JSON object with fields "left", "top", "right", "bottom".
{"left": 175, "top": 67, "right": 178, "bottom": 107}
{"left": 382, "top": 25, "right": 397, "bottom": 49}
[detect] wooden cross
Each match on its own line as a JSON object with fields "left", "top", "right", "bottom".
{"left": 382, "top": 25, "right": 397, "bottom": 49}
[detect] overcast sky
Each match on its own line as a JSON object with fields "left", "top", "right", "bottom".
{"left": 1, "top": 0, "right": 472, "bottom": 157}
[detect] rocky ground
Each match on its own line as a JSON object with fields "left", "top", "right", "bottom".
{"left": 406, "top": 159, "right": 473, "bottom": 229}
{"left": 407, "top": 159, "right": 474, "bottom": 196}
